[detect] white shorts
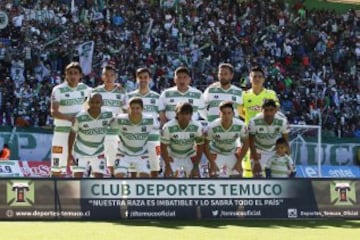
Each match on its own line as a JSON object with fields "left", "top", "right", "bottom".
{"left": 72, "top": 153, "right": 107, "bottom": 175}
{"left": 104, "top": 134, "right": 120, "bottom": 167}
{"left": 255, "top": 150, "right": 274, "bottom": 168}
{"left": 51, "top": 130, "right": 69, "bottom": 173}
{"left": 148, "top": 140, "right": 160, "bottom": 171}
{"left": 114, "top": 153, "right": 150, "bottom": 175}
{"left": 170, "top": 156, "right": 196, "bottom": 178}
{"left": 211, "top": 153, "right": 239, "bottom": 178}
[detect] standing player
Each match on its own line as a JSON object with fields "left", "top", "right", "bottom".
{"left": 203, "top": 63, "right": 243, "bottom": 122}
{"left": 204, "top": 101, "right": 249, "bottom": 178}
{"left": 68, "top": 93, "right": 113, "bottom": 178}
{"left": 248, "top": 99, "right": 289, "bottom": 177}
{"left": 110, "top": 97, "right": 157, "bottom": 178}
{"left": 161, "top": 102, "right": 204, "bottom": 178}
{"left": 159, "top": 66, "right": 205, "bottom": 126}
{"left": 92, "top": 64, "right": 127, "bottom": 176}
{"left": 127, "top": 68, "right": 160, "bottom": 178}
{"left": 50, "top": 62, "right": 92, "bottom": 177}
{"left": 238, "top": 66, "right": 280, "bottom": 177}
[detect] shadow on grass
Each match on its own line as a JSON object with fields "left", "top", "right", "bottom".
{"left": 109, "top": 219, "right": 360, "bottom": 229}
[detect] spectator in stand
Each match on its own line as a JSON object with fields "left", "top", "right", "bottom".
{"left": 0, "top": 0, "right": 357, "bottom": 139}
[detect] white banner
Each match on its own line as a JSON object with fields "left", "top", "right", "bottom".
{"left": 0, "top": 161, "right": 24, "bottom": 177}
{"left": 77, "top": 41, "right": 94, "bottom": 75}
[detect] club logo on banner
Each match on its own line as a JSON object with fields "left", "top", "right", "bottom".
{"left": 330, "top": 181, "right": 356, "bottom": 206}
{"left": 7, "top": 180, "right": 35, "bottom": 207}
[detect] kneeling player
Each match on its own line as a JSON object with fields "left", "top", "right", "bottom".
{"left": 110, "top": 97, "right": 158, "bottom": 178}
{"left": 205, "top": 101, "right": 249, "bottom": 178}
{"left": 161, "top": 102, "right": 204, "bottom": 178}
{"left": 68, "top": 93, "right": 113, "bottom": 178}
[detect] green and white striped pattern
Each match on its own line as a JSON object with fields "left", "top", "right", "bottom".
{"left": 110, "top": 114, "right": 158, "bottom": 156}
{"left": 51, "top": 82, "right": 92, "bottom": 127}
{"left": 206, "top": 118, "right": 248, "bottom": 155}
{"left": 127, "top": 90, "right": 160, "bottom": 120}
{"left": 72, "top": 109, "right": 113, "bottom": 156}
{"left": 158, "top": 86, "right": 205, "bottom": 121}
{"left": 92, "top": 85, "right": 127, "bottom": 115}
{"left": 161, "top": 119, "right": 204, "bottom": 158}
{"left": 248, "top": 113, "right": 289, "bottom": 152}
{"left": 203, "top": 83, "right": 243, "bottom": 122}
{"left": 265, "top": 154, "right": 294, "bottom": 178}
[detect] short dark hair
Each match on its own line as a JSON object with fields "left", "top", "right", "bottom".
{"left": 175, "top": 102, "right": 193, "bottom": 115}
{"left": 65, "top": 62, "right": 82, "bottom": 74}
{"left": 136, "top": 67, "right": 151, "bottom": 77}
{"left": 250, "top": 66, "right": 265, "bottom": 77}
{"left": 175, "top": 66, "right": 190, "bottom": 76}
{"left": 128, "top": 97, "right": 143, "bottom": 109}
{"left": 276, "top": 137, "right": 288, "bottom": 147}
{"left": 219, "top": 100, "right": 234, "bottom": 112}
{"left": 219, "top": 63, "right": 234, "bottom": 73}
{"left": 262, "top": 99, "right": 277, "bottom": 108}
{"left": 102, "top": 64, "right": 117, "bottom": 73}
{"left": 3, "top": 144, "right": 9, "bottom": 148}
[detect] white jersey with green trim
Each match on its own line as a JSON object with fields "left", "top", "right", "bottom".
{"left": 51, "top": 82, "right": 92, "bottom": 127}
{"left": 160, "top": 119, "right": 204, "bottom": 159}
{"left": 92, "top": 85, "right": 127, "bottom": 115}
{"left": 127, "top": 89, "right": 160, "bottom": 120}
{"left": 206, "top": 118, "right": 248, "bottom": 155}
{"left": 203, "top": 83, "right": 243, "bottom": 122}
{"left": 265, "top": 154, "right": 294, "bottom": 177}
{"left": 110, "top": 114, "right": 158, "bottom": 156}
{"left": 248, "top": 113, "right": 289, "bottom": 152}
{"left": 72, "top": 109, "right": 113, "bottom": 156}
{"left": 158, "top": 86, "right": 205, "bottom": 121}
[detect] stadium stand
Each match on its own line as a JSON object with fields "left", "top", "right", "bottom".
{"left": 0, "top": 0, "right": 359, "bottom": 138}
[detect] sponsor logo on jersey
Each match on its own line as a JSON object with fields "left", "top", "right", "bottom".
{"left": 52, "top": 146, "right": 63, "bottom": 154}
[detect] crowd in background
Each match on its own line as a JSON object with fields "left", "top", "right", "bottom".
{"left": 0, "top": 0, "right": 359, "bottom": 138}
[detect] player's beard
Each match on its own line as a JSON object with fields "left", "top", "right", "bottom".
{"left": 220, "top": 79, "right": 231, "bottom": 87}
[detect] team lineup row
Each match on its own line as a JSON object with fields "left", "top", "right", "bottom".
{"left": 50, "top": 62, "right": 294, "bottom": 179}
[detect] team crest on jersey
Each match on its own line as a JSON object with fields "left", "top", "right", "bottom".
{"left": 215, "top": 134, "right": 221, "bottom": 139}
{"left": 259, "top": 127, "right": 264, "bottom": 132}
{"left": 248, "top": 99, "right": 252, "bottom": 103}
{"left": 83, "top": 124, "right": 89, "bottom": 128}
{"left": 141, "top": 126, "right": 147, "bottom": 132}
{"left": 232, "top": 96, "right": 237, "bottom": 101}
{"left": 188, "top": 99, "right": 194, "bottom": 104}
{"left": 275, "top": 127, "right": 280, "bottom": 132}
{"left": 173, "top": 134, "right": 178, "bottom": 139}
{"left": 102, "top": 121, "right": 108, "bottom": 126}
{"left": 170, "top": 99, "right": 174, "bottom": 103}
{"left": 234, "top": 133, "right": 239, "bottom": 139}
{"left": 214, "top": 95, "right": 219, "bottom": 99}
{"left": 122, "top": 127, "right": 127, "bottom": 131}
{"left": 189, "top": 133, "right": 195, "bottom": 138}
{"left": 65, "top": 93, "right": 70, "bottom": 97}
{"left": 116, "top": 94, "right": 121, "bottom": 99}
{"left": 81, "top": 91, "right": 84, "bottom": 97}
{"left": 151, "top": 99, "right": 156, "bottom": 104}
